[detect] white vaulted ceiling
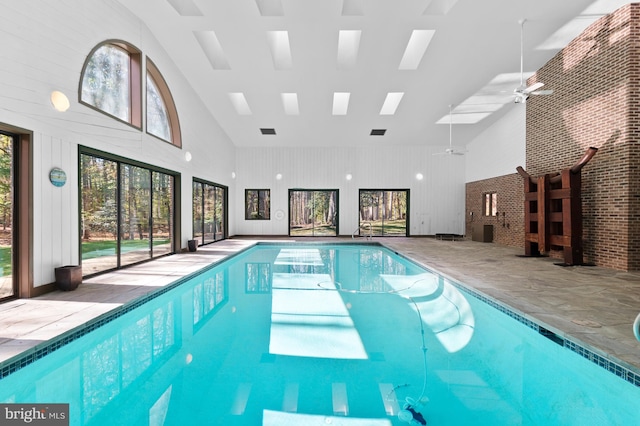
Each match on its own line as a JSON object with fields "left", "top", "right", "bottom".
{"left": 116, "top": 0, "right": 629, "bottom": 148}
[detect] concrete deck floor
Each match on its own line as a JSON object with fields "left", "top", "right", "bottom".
{"left": 1, "top": 237, "right": 639, "bottom": 378}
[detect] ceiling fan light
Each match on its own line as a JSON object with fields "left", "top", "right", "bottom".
{"left": 514, "top": 94, "right": 527, "bottom": 104}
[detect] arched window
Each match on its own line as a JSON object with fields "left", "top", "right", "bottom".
{"left": 146, "top": 59, "right": 181, "bottom": 147}
{"left": 80, "top": 41, "right": 142, "bottom": 128}
{"left": 80, "top": 41, "right": 181, "bottom": 147}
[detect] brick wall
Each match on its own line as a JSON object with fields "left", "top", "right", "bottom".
{"left": 465, "top": 174, "right": 524, "bottom": 247}
{"left": 465, "top": 4, "right": 640, "bottom": 270}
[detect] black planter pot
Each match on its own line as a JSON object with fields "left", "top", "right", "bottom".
{"left": 55, "top": 265, "right": 82, "bottom": 291}
{"left": 187, "top": 239, "right": 198, "bottom": 252}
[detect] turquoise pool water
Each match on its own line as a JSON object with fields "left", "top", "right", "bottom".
{"left": 1, "top": 244, "right": 639, "bottom": 425}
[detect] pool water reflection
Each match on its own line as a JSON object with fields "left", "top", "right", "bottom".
{"left": 1, "top": 244, "right": 639, "bottom": 425}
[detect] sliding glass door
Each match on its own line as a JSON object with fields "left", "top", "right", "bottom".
{"left": 81, "top": 151, "right": 176, "bottom": 276}
{"left": 81, "top": 155, "right": 118, "bottom": 273}
{"left": 120, "top": 164, "right": 151, "bottom": 267}
{"left": 0, "top": 132, "right": 14, "bottom": 300}
{"left": 192, "top": 179, "right": 227, "bottom": 246}
{"left": 359, "top": 189, "right": 409, "bottom": 236}
{"left": 289, "top": 189, "right": 338, "bottom": 236}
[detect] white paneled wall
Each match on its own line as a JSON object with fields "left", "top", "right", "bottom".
{"left": 235, "top": 145, "right": 466, "bottom": 236}
{"left": 465, "top": 106, "right": 526, "bottom": 182}
{"left": 1, "top": 0, "right": 236, "bottom": 287}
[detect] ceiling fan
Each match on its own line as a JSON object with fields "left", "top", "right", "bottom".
{"left": 434, "top": 105, "right": 465, "bottom": 156}
{"left": 514, "top": 19, "right": 553, "bottom": 104}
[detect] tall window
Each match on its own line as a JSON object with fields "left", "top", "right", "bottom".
{"left": 245, "top": 189, "right": 270, "bottom": 220}
{"left": 146, "top": 74, "right": 170, "bottom": 141}
{"left": 359, "top": 190, "right": 409, "bottom": 236}
{"left": 484, "top": 192, "right": 497, "bottom": 216}
{"left": 193, "top": 179, "right": 227, "bottom": 246}
{"left": 289, "top": 190, "right": 338, "bottom": 236}
{"left": 146, "top": 59, "right": 181, "bottom": 146}
{"left": 0, "top": 133, "right": 14, "bottom": 300}
{"left": 80, "top": 150, "right": 176, "bottom": 276}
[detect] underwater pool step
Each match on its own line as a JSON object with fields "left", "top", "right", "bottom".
{"left": 538, "top": 327, "right": 564, "bottom": 346}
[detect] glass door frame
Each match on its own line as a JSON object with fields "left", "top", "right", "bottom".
{"left": 0, "top": 124, "right": 32, "bottom": 300}
{"left": 79, "top": 146, "right": 181, "bottom": 277}
{"left": 288, "top": 189, "right": 339, "bottom": 237}
{"left": 359, "top": 189, "right": 410, "bottom": 237}
{"left": 192, "top": 178, "right": 228, "bottom": 247}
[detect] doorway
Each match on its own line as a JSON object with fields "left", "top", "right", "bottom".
{"left": 359, "top": 189, "right": 409, "bottom": 236}
{"left": 289, "top": 189, "right": 338, "bottom": 236}
{"left": 0, "top": 132, "right": 14, "bottom": 300}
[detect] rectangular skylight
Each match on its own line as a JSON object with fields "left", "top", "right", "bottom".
{"left": 398, "top": 30, "right": 435, "bottom": 70}
{"left": 337, "top": 30, "right": 361, "bottom": 70}
{"left": 267, "top": 31, "right": 293, "bottom": 70}
{"left": 194, "top": 31, "right": 230, "bottom": 70}
{"left": 453, "top": 102, "right": 505, "bottom": 113}
{"left": 423, "top": 0, "right": 459, "bottom": 15}
{"left": 167, "top": 0, "right": 202, "bottom": 16}
{"left": 229, "top": 92, "right": 252, "bottom": 115}
{"left": 538, "top": 0, "right": 628, "bottom": 50}
{"left": 436, "top": 113, "right": 492, "bottom": 124}
{"left": 332, "top": 92, "right": 350, "bottom": 115}
{"left": 281, "top": 93, "right": 299, "bottom": 115}
{"left": 379, "top": 92, "right": 404, "bottom": 115}
{"left": 255, "top": 0, "right": 284, "bottom": 16}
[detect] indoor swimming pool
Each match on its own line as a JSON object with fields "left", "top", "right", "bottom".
{"left": 1, "top": 243, "right": 639, "bottom": 425}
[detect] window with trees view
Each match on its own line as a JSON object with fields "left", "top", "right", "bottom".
{"left": 146, "top": 59, "right": 181, "bottom": 146}
{"left": 0, "top": 133, "right": 13, "bottom": 300}
{"left": 80, "top": 42, "right": 181, "bottom": 147}
{"left": 484, "top": 192, "right": 497, "bottom": 216}
{"left": 359, "top": 190, "right": 408, "bottom": 236}
{"left": 193, "top": 179, "right": 227, "bottom": 246}
{"left": 146, "top": 74, "right": 170, "bottom": 141}
{"left": 289, "top": 190, "right": 338, "bottom": 236}
{"left": 80, "top": 42, "right": 141, "bottom": 126}
{"left": 81, "top": 151, "right": 175, "bottom": 276}
{"left": 245, "top": 189, "right": 270, "bottom": 220}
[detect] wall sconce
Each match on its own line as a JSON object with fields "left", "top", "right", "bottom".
{"left": 184, "top": 151, "right": 192, "bottom": 162}
{"left": 415, "top": 173, "right": 424, "bottom": 181}
{"left": 275, "top": 173, "right": 283, "bottom": 180}
{"left": 231, "top": 172, "right": 236, "bottom": 179}
{"left": 346, "top": 173, "right": 353, "bottom": 181}
{"left": 50, "top": 91, "right": 70, "bottom": 112}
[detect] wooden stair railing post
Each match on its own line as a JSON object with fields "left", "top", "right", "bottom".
{"left": 539, "top": 174, "right": 550, "bottom": 254}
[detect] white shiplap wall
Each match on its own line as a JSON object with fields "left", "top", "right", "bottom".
{"left": 235, "top": 145, "right": 466, "bottom": 236}
{"left": 0, "top": 0, "right": 236, "bottom": 287}
{"left": 465, "top": 105, "right": 526, "bottom": 182}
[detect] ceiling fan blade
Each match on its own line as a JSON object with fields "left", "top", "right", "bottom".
{"left": 523, "top": 81, "right": 544, "bottom": 94}
{"left": 531, "top": 89, "right": 554, "bottom": 96}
